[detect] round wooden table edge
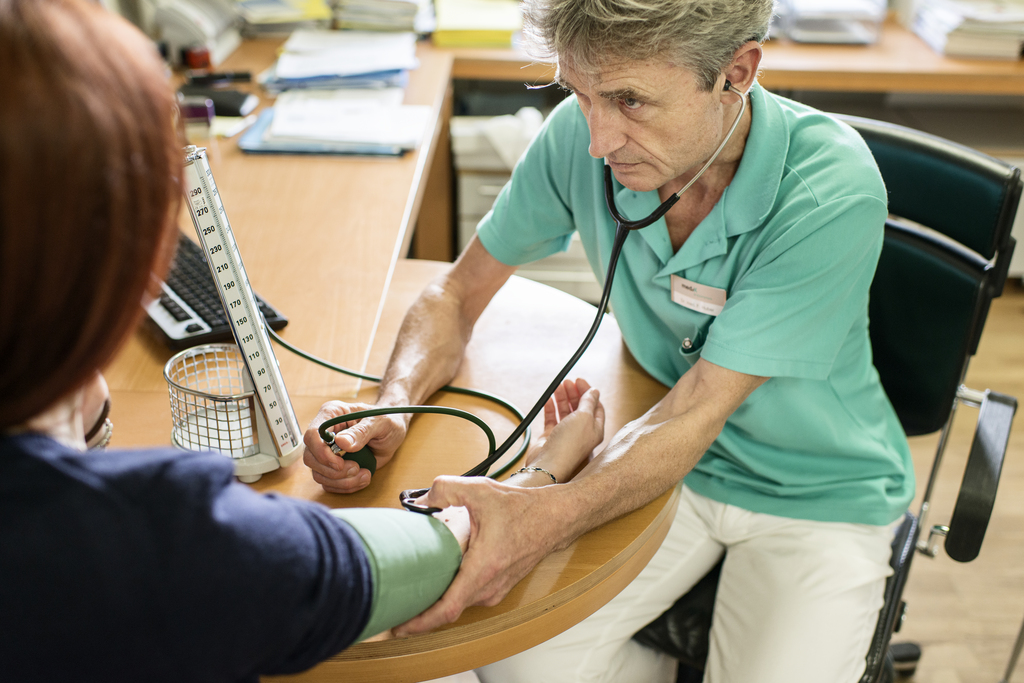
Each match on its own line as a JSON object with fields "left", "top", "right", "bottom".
{"left": 263, "top": 485, "right": 680, "bottom": 683}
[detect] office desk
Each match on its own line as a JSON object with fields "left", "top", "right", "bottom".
{"left": 436, "top": 19, "right": 1024, "bottom": 263}
{"left": 448, "top": 17, "right": 1024, "bottom": 94}
{"left": 106, "top": 40, "right": 673, "bottom": 682}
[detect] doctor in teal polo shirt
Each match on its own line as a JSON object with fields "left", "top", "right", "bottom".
{"left": 477, "top": 83, "right": 913, "bottom": 529}
{"left": 302, "top": 0, "right": 915, "bottom": 681}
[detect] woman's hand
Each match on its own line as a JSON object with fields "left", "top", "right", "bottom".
{"left": 514, "top": 378, "right": 605, "bottom": 485}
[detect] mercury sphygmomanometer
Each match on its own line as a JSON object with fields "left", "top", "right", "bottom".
{"left": 308, "top": 81, "right": 749, "bottom": 515}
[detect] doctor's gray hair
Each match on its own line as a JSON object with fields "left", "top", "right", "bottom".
{"left": 523, "top": 0, "right": 775, "bottom": 91}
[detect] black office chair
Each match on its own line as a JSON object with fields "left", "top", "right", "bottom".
{"left": 632, "top": 115, "right": 1021, "bottom": 683}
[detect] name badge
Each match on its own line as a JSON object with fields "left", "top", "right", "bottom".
{"left": 671, "top": 275, "right": 726, "bottom": 316}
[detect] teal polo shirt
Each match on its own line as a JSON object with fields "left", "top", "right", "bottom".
{"left": 477, "top": 84, "right": 914, "bottom": 526}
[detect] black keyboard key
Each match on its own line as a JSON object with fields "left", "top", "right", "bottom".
{"left": 146, "top": 234, "right": 288, "bottom": 350}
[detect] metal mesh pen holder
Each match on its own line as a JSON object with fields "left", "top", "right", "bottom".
{"left": 164, "top": 344, "right": 261, "bottom": 461}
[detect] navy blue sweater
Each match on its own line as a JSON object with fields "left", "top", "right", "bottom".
{"left": 0, "top": 434, "right": 373, "bottom": 682}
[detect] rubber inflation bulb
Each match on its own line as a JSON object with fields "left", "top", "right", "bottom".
{"left": 343, "top": 445, "right": 377, "bottom": 476}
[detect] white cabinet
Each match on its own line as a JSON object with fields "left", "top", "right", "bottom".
{"left": 451, "top": 115, "right": 603, "bottom": 303}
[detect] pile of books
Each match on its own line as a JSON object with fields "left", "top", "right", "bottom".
{"left": 258, "top": 29, "right": 419, "bottom": 93}
{"left": 432, "top": 0, "right": 521, "bottom": 47}
{"left": 331, "top": 0, "right": 435, "bottom": 33}
{"left": 237, "top": 0, "right": 332, "bottom": 36}
{"left": 913, "top": 0, "right": 1024, "bottom": 59}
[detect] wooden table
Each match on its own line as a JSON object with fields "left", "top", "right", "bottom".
{"left": 264, "top": 261, "right": 674, "bottom": 682}
{"left": 105, "top": 40, "right": 674, "bottom": 682}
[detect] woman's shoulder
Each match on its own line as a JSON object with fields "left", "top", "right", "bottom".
{"left": 1, "top": 432, "right": 235, "bottom": 510}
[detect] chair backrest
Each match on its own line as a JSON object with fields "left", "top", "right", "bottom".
{"left": 834, "top": 115, "right": 1021, "bottom": 436}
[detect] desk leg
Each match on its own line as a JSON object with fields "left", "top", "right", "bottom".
{"left": 413, "top": 83, "right": 455, "bottom": 261}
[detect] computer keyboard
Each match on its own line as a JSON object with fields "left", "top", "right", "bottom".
{"left": 145, "top": 234, "right": 288, "bottom": 350}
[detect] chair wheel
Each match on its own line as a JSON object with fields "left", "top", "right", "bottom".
{"left": 889, "top": 642, "right": 922, "bottom": 678}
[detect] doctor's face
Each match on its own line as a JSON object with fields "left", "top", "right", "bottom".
{"left": 557, "top": 56, "right": 729, "bottom": 193}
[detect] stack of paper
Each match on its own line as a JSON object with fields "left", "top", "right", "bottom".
{"left": 237, "top": 0, "right": 332, "bottom": 36}
{"left": 258, "top": 30, "right": 419, "bottom": 93}
{"left": 239, "top": 88, "right": 432, "bottom": 155}
{"left": 780, "top": 0, "right": 886, "bottom": 44}
{"left": 332, "top": 0, "right": 436, "bottom": 33}
{"left": 432, "top": 0, "right": 521, "bottom": 47}
{"left": 913, "top": 0, "right": 1024, "bottom": 59}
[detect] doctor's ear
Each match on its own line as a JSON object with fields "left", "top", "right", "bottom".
{"left": 722, "top": 40, "right": 763, "bottom": 96}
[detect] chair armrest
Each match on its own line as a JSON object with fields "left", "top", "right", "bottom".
{"left": 945, "top": 390, "right": 1017, "bottom": 562}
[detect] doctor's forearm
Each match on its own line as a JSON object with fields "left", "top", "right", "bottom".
{"left": 375, "top": 239, "right": 515, "bottom": 412}
{"left": 561, "top": 401, "right": 722, "bottom": 535}
{"left": 376, "top": 278, "right": 474, "bottom": 412}
{"left": 555, "top": 362, "right": 765, "bottom": 540}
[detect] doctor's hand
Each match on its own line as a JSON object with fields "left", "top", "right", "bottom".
{"left": 394, "top": 380, "right": 603, "bottom": 636}
{"left": 302, "top": 400, "right": 408, "bottom": 494}
{"left": 393, "top": 477, "right": 571, "bottom": 636}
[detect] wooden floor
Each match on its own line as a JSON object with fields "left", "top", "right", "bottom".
{"left": 895, "top": 280, "right": 1024, "bottom": 683}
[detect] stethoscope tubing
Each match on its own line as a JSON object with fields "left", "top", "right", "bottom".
{"left": 342, "top": 83, "right": 750, "bottom": 514}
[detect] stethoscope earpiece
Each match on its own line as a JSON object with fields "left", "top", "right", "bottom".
{"left": 724, "top": 79, "right": 747, "bottom": 97}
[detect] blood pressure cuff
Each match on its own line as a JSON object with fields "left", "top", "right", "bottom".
{"left": 330, "top": 508, "right": 462, "bottom": 641}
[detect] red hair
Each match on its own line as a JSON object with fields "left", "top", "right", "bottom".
{"left": 0, "top": 0, "right": 182, "bottom": 428}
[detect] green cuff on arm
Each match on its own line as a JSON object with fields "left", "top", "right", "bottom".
{"left": 330, "top": 508, "right": 462, "bottom": 642}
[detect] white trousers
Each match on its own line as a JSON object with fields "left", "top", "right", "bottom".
{"left": 478, "top": 484, "right": 897, "bottom": 683}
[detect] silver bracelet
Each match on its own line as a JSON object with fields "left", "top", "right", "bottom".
{"left": 85, "top": 397, "right": 113, "bottom": 450}
{"left": 513, "top": 466, "right": 557, "bottom": 484}
{"left": 87, "top": 418, "right": 113, "bottom": 450}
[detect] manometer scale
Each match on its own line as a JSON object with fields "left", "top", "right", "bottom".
{"left": 181, "top": 145, "right": 302, "bottom": 480}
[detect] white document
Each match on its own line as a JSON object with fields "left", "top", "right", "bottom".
{"left": 269, "top": 89, "right": 431, "bottom": 149}
{"left": 929, "top": 0, "right": 1024, "bottom": 23}
{"left": 275, "top": 30, "right": 419, "bottom": 79}
{"left": 787, "top": 0, "right": 886, "bottom": 15}
{"left": 435, "top": 0, "right": 521, "bottom": 30}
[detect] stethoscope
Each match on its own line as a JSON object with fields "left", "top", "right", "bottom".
{"left": 316, "top": 81, "right": 749, "bottom": 514}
